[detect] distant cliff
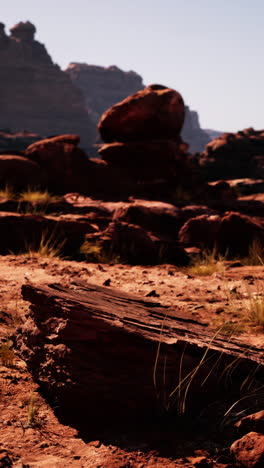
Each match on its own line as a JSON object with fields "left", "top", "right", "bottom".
{"left": 181, "top": 107, "right": 210, "bottom": 153}
{"left": 0, "top": 22, "right": 95, "bottom": 148}
{"left": 66, "top": 63, "right": 144, "bottom": 126}
{"left": 66, "top": 63, "right": 210, "bottom": 153}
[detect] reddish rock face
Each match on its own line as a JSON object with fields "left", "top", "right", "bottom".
{"left": 99, "top": 140, "right": 180, "bottom": 167}
{"left": 235, "top": 410, "right": 264, "bottom": 436}
{"left": 113, "top": 201, "right": 182, "bottom": 236}
{"left": 179, "top": 214, "right": 222, "bottom": 250}
{"left": 179, "top": 211, "right": 264, "bottom": 257}
{"left": 85, "top": 220, "right": 189, "bottom": 265}
{"left": 25, "top": 135, "right": 91, "bottom": 193}
{"left": 199, "top": 128, "right": 264, "bottom": 180}
{"left": 217, "top": 212, "right": 264, "bottom": 256}
{"left": 0, "top": 155, "right": 42, "bottom": 189}
{"left": 230, "top": 432, "right": 264, "bottom": 468}
{"left": 98, "top": 84, "right": 185, "bottom": 143}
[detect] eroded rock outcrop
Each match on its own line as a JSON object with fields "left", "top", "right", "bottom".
{"left": 0, "top": 22, "right": 95, "bottom": 149}
{"left": 97, "top": 84, "right": 204, "bottom": 199}
{"left": 0, "top": 155, "right": 42, "bottom": 189}
{"left": 179, "top": 211, "right": 264, "bottom": 256}
{"left": 199, "top": 128, "right": 264, "bottom": 180}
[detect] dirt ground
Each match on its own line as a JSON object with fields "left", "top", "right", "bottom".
{"left": 0, "top": 255, "right": 263, "bottom": 467}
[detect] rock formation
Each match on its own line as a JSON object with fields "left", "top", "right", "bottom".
{"left": 97, "top": 84, "right": 205, "bottom": 199}
{"left": 178, "top": 211, "right": 264, "bottom": 256}
{"left": 0, "top": 22, "right": 95, "bottom": 149}
{"left": 199, "top": 128, "right": 264, "bottom": 180}
{"left": 66, "top": 63, "right": 210, "bottom": 153}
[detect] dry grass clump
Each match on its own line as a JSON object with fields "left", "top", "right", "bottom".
{"left": 80, "top": 241, "right": 120, "bottom": 263}
{"left": 187, "top": 248, "right": 226, "bottom": 276}
{"left": 0, "top": 185, "right": 15, "bottom": 199}
{"left": 25, "top": 231, "right": 65, "bottom": 259}
{"left": 242, "top": 239, "right": 264, "bottom": 266}
{"left": 27, "top": 392, "right": 39, "bottom": 427}
{"left": 19, "top": 188, "right": 59, "bottom": 204}
{"left": 0, "top": 340, "right": 15, "bottom": 367}
{"left": 244, "top": 285, "right": 264, "bottom": 328}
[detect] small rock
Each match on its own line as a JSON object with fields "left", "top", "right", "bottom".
{"left": 145, "top": 290, "right": 160, "bottom": 297}
{"left": 230, "top": 431, "right": 264, "bottom": 468}
{"left": 235, "top": 410, "right": 264, "bottom": 436}
{"left": 87, "top": 440, "right": 101, "bottom": 448}
{"left": 103, "top": 278, "right": 111, "bottom": 286}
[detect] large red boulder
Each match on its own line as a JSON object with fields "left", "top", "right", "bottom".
{"left": 98, "top": 84, "right": 185, "bottom": 143}
{"left": 0, "top": 212, "right": 96, "bottom": 256}
{"left": 0, "top": 154, "right": 42, "bottom": 189}
{"left": 235, "top": 411, "right": 264, "bottom": 436}
{"left": 199, "top": 128, "right": 264, "bottom": 180}
{"left": 85, "top": 221, "right": 189, "bottom": 265}
{"left": 178, "top": 214, "right": 221, "bottom": 250}
{"left": 25, "top": 135, "right": 91, "bottom": 193}
{"left": 217, "top": 212, "right": 264, "bottom": 256}
{"left": 230, "top": 432, "right": 264, "bottom": 468}
{"left": 113, "top": 201, "right": 182, "bottom": 236}
{"left": 179, "top": 211, "right": 264, "bottom": 256}
{"left": 99, "top": 140, "right": 180, "bottom": 166}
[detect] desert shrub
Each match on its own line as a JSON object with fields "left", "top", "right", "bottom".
{"left": 0, "top": 184, "right": 16, "bottom": 199}
{"left": 19, "top": 188, "right": 59, "bottom": 204}
{"left": 187, "top": 248, "right": 226, "bottom": 276}
{"left": 242, "top": 239, "right": 264, "bottom": 266}
{"left": 0, "top": 340, "right": 15, "bottom": 366}
{"left": 80, "top": 241, "right": 120, "bottom": 263}
{"left": 24, "top": 231, "right": 65, "bottom": 259}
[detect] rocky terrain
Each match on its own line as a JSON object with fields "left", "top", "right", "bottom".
{"left": 0, "top": 53, "right": 263, "bottom": 467}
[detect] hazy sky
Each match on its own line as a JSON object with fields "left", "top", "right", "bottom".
{"left": 2, "top": 0, "right": 264, "bottom": 132}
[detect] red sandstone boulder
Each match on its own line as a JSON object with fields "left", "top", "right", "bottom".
{"left": 113, "top": 201, "right": 182, "bottom": 236}
{"left": 25, "top": 135, "right": 91, "bottom": 193}
{"left": 179, "top": 211, "right": 264, "bottom": 257}
{"left": 0, "top": 212, "right": 96, "bottom": 256}
{"left": 0, "top": 155, "right": 42, "bottom": 189}
{"left": 199, "top": 128, "right": 264, "bottom": 180}
{"left": 235, "top": 411, "right": 264, "bottom": 436}
{"left": 99, "top": 140, "right": 181, "bottom": 166}
{"left": 178, "top": 214, "right": 221, "bottom": 250}
{"left": 217, "top": 212, "right": 264, "bottom": 256}
{"left": 85, "top": 221, "right": 189, "bottom": 265}
{"left": 230, "top": 432, "right": 264, "bottom": 468}
{"left": 98, "top": 84, "right": 185, "bottom": 143}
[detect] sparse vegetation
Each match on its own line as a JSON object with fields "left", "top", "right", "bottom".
{"left": 0, "top": 185, "right": 15, "bottom": 199}
{"left": 27, "top": 392, "right": 39, "bottom": 427}
{"left": 25, "top": 231, "right": 65, "bottom": 259}
{"left": 244, "top": 285, "right": 264, "bottom": 328}
{"left": 0, "top": 340, "right": 15, "bottom": 366}
{"left": 80, "top": 241, "right": 120, "bottom": 263}
{"left": 242, "top": 239, "right": 264, "bottom": 266}
{"left": 187, "top": 248, "right": 226, "bottom": 276}
{"left": 19, "top": 188, "right": 59, "bottom": 204}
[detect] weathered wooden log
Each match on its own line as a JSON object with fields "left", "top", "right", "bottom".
{"left": 17, "top": 281, "right": 264, "bottom": 424}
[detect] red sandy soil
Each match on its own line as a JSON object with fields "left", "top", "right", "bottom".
{"left": 0, "top": 255, "right": 263, "bottom": 467}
